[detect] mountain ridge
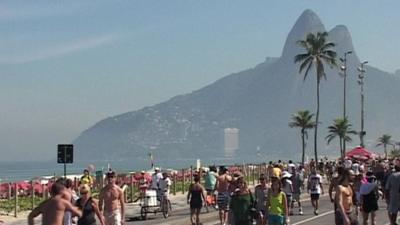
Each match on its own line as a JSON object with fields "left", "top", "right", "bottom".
{"left": 74, "top": 9, "right": 400, "bottom": 162}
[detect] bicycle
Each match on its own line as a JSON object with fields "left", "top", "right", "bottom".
{"left": 140, "top": 189, "right": 172, "bottom": 220}
{"left": 160, "top": 192, "right": 172, "bottom": 218}
{"left": 204, "top": 190, "right": 218, "bottom": 213}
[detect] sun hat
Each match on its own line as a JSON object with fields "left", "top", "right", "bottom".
{"left": 281, "top": 171, "right": 292, "bottom": 178}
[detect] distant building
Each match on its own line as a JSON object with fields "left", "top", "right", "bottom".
{"left": 224, "top": 128, "right": 239, "bottom": 157}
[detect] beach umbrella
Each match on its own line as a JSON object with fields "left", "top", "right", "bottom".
{"left": 346, "top": 146, "right": 376, "bottom": 160}
{"left": 16, "top": 181, "right": 30, "bottom": 190}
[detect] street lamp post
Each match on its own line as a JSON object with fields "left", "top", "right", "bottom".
{"left": 357, "top": 61, "right": 368, "bottom": 147}
{"left": 340, "top": 51, "right": 352, "bottom": 152}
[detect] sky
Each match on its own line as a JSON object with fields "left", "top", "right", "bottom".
{"left": 1, "top": 0, "right": 400, "bottom": 161}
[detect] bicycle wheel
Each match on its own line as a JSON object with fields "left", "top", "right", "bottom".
{"left": 168, "top": 200, "right": 172, "bottom": 211}
{"left": 140, "top": 207, "right": 147, "bottom": 220}
{"left": 162, "top": 199, "right": 169, "bottom": 218}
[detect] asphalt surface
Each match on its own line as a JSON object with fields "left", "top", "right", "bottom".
{"left": 5, "top": 189, "right": 395, "bottom": 225}
{"left": 125, "top": 194, "right": 392, "bottom": 225}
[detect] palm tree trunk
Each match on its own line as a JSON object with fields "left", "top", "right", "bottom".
{"left": 384, "top": 144, "right": 387, "bottom": 159}
{"left": 301, "top": 129, "right": 305, "bottom": 165}
{"left": 314, "top": 79, "right": 320, "bottom": 162}
{"left": 339, "top": 138, "right": 343, "bottom": 159}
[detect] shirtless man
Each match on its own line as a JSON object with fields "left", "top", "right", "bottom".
{"left": 28, "top": 182, "right": 82, "bottom": 225}
{"left": 99, "top": 171, "right": 125, "bottom": 225}
{"left": 215, "top": 166, "right": 232, "bottom": 225}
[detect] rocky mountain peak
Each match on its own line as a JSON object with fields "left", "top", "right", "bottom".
{"left": 281, "top": 9, "right": 325, "bottom": 60}
{"left": 329, "top": 25, "right": 359, "bottom": 63}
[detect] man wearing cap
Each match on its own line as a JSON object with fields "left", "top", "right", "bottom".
{"left": 150, "top": 168, "right": 163, "bottom": 189}
{"left": 99, "top": 171, "right": 125, "bottom": 225}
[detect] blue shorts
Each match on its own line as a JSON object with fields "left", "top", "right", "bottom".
{"left": 268, "top": 214, "right": 284, "bottom": 225}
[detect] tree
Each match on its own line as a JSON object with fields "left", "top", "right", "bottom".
{"left": 325, "top": 118, "right": 357, "bottom": 158}
{"left": 376, "top": 134, "right": 392, "bottom": 159}
{"left": 294, "top": 32, "right": 337, "bottom": 162}
{"left": 289, "top": 110, "right": 316, "bottom": 165}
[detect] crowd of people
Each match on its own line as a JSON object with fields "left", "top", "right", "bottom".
{"left": 24, "top": 157, "right": 400, "bottom": 225}
{"left": 197, "top": 158, "right": 400, "bottom": 225}
{"left": 28, "top": 170, "right": 125, "bottom": 225}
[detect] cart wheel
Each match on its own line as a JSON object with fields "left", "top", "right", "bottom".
{"left": 162, "top": 200, "right": 169, "bottom": 218}
{"left": 140, "top": 207, "right": 147, "bottom": 220}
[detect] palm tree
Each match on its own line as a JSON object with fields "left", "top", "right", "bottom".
{"left": 376, "top": 134, "right": 392, "bottom": 159}
{"left": 289, "top": 110, "right": 316, "bottom": 165}
{"left": 325, "top": 117, "right": 357, "bottom": 159}
{"left": 294, "top": 32, "right": 337, "bottom": 162}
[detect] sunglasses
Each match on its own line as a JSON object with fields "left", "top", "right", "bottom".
{"left": 80, "top": 191, "right": 89, "bottom": 195}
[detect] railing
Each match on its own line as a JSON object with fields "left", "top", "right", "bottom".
{"left": 0, "top": 162, "right": 269, "bottom": 217}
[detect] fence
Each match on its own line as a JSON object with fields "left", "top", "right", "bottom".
{"left": 0, "top": 163, "right": 269, "bottom": 217}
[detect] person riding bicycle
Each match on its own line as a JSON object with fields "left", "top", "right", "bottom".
{"left": 151, "top": 167, "right": 164, "bottom": 199}
{"left": 159, "top": 173, "right": 172, "bottom": 198}
{"left": 204, "top": 166, "right": 218, "bottom": 207}
{"left": 205, "top": 166, "right": 218, "bottom": 194}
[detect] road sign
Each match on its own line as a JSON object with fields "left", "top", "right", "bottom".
{"left": 57, "top": 144, "right": 73, "bottom": 164}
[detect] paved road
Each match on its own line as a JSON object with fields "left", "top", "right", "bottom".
{"left": 6, "top": 191, "right": 394, "bottom": 225}
{"left": 125, "top": 195, "right": 391, "bottom": 225}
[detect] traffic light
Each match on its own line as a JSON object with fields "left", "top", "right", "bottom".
{"left": 57, "top": 144, "right": 73, "bottom": 164}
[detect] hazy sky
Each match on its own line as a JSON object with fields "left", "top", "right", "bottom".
{"left": 1, "top": 0, "right": 399, "bottom": 161}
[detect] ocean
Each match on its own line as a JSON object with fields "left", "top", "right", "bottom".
{"left": 0, "top": 155, "right": 265, "bottom": 182}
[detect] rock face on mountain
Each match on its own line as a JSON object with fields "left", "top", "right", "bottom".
{"left": 74, "top": 10, "right": 400, "bottom": 162}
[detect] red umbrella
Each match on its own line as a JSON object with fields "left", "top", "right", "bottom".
{"left": 16, "top": 181, "right": 30, "bottom": 190}
{"left": 346, "top": 147, "right": 376, "bottom": 160}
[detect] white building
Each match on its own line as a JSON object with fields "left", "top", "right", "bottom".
{"left": 224, "top": 128, "right": 239, "bottom": 157}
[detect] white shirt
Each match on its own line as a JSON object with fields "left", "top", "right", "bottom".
{"left": 159, "top": 177, "right": 172, "bottom": 197}
{"left": 151, "top": 172, "right": 164, "bottom": 189}
{"left": 282, "top": 179, "right": 293, "bottom": 195}
{"left": 308, "top": 174, "right": 322, "bottom": 194}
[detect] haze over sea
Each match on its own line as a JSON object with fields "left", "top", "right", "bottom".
{"left": 0, "top": 155, "right": 272, "bottom": 182}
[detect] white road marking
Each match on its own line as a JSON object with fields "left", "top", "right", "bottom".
{"left": 291, "top": 210, "right": 334, "bottom": 225}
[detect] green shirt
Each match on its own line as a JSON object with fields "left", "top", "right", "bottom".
{"left": 230, "top": 192, "right": 252, "bottom": 220}
{"left": 269, "top": 191, "right": 285, "bottom": 215}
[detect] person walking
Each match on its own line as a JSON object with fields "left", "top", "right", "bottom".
{"left": 291, "top": 167, "right": 304, "bottom": 215}
{"left": 76, "top": 184, "right": 105, "bottom": 225}
{"left": 254, "top": 174, "right": 269, "bottom": 225}
{"left": 187, "top": 175, "right": 206, "bottom": 225}
{"left": 99, "top": 171, "right": 125, "bottom": 225}
{"left": 229, "top": 177, "right": 254, "bottom": 225}
{"left": 335, "top": 168, "right": 359, "bottom": 225}
{"left": 28, "top": 182, "right": 82, "bottom": 225}
{"left": 215, "top": 166, "right": 232, "bottom": 225}
{"left": 281, "top": 171, "right": 293, "bottom": 216}
{"left": 385, "top": 164, "right": 400, "bottom": 225}
{"left": 360, "top": 172, "right": 379, "bottom": 225}
{"left": 267, "top": 176, "right": 289, "bottom": 225}
{"left": 307, "top": 167, "right": 324, "bottom": 215}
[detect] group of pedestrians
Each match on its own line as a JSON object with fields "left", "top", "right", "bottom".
{"left": 28, "top": 170, "right": 125, "bottom": 225}
{"left": 24, "top": 157, "right": 400, "bottom": 225}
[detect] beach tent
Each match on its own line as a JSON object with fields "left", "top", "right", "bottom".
{"left": 346, "top": 146, "right": 377, "bottom": 160}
